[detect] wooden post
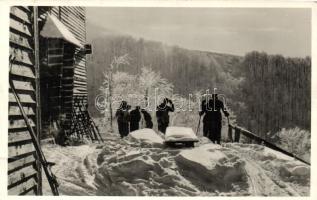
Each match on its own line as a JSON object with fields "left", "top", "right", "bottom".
{"left": 58, "top": 6, "right": 61, "bottom": 20}
{"left": 109, "top": 70, "right": 113, "bottom": 131}
{"left": 228, "top": 125, "right": 233, "bottom": 142}
{"left": 227, "top": 117, "right": 233, "bottom": 142}
{"left": 33, "top": 6, "right": 42, "bottom": 195}
{"left": 234, "top": 127, "right": 240, "bottom": 143}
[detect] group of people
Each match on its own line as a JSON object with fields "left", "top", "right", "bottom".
{"left": 115, "top": 93, "right": 229, "bottom": 144}
{"left": 115, "top": 98, "right": 175, "bottom": 138}
{"left": 115, "top": 101, "right": 154, "bottom": 138}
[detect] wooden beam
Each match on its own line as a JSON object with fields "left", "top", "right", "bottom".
{"left": 8, "top": 176, "right": 37, "bottom": 195}
{"left": 9, "top": 31, "right": 32, "bottom": 50}
{"left": 10, "top": 7, "right": 32, "bottom": 24}
{"left": 9, "top": 131, "right": 32, "bottom": 144}
{"left": 8, "top": 153, "right": 36, "bottom": 174}
{"left": 10, "top": 63, "right": 35, "bottom": 79}
{"left": 9, "top": 105, "right": 35, "bottom": 116}
{"left": 34, "top": 6, "right": 42, "bottom": 195}
{"left": 10, "top": 46, "right": 33, "bottom": 66}
{"left": 9, "top": 118, "right": 36, "bottom": 130}
{"left": 11, "top": 80, "right": 34, "bottom": 91}
{"left": 10, "top": 18, "right": 32, "bottom": 37}
{"left": 8, "top": 165, "right": 37, "bottom": 187}
{"left": 8, "top": 142, "right": 35, "bottom": 158}
{"left": 9, "top": 92, "right": 35, "bottom": 104}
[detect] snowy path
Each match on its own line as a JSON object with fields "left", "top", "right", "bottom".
{"left": 41, "top": 131, "right": 310, "bottom": 196}
{"left": 230, "top": 147, "right": 294, "bottom": 196}
{"left": 225, "top": 143, "right": 309, "bottom": 196}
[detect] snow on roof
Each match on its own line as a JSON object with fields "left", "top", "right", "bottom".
{"left": 40, "top": 14, "right": 84, "bottom": 49}
{"left": 165, "top": 126, "right": 199, "bottom": 142}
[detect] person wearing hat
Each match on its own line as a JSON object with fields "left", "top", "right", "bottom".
{"left": 199, "top": 93, "right": 229, "bottom": 144}
{"left": 156, "top": 98, "right": 174, "bottom": 134}
{"left": 115, "top": 101, "right": 131, "bottom": 138}
{"left": 130, "top": 106, "right": 141, "bottom": 132}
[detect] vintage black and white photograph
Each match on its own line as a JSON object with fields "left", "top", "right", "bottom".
{"left": 6, "top": 4, "right": 312, "bottom": 196}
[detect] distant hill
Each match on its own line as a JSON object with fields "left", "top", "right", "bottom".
{"left": 86, "top": 27, "right": 242, "bottom": 113}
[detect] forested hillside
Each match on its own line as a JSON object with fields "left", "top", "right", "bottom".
{"left": 86, "top": 32, "right": 242, "bottom": 113}
{"left": 235, "top": 52, "right": 311, "bottom": 139}
{"left": 86, "top": 28, "right": 311, "bottom": 152}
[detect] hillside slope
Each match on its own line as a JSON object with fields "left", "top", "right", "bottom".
{"left": 86, "top": 30, "right": 242, "bottom": 116}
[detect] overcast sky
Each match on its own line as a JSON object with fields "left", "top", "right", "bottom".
{"left": 86, "top": 7, "right": 311, "bottom": 57}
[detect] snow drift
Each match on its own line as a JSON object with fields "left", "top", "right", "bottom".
{"left": 94, "top": 130, "right": 249, "bottom": 195}
{"left": 42, "top": 128, "right": 310, "bottom": 196}
{"left": 175, "top": 144, "right": 247, "bottom": 193}
{"left": 128, "top": 128, "right": 164, "bottom": 147}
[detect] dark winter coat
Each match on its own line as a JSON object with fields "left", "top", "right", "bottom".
{"left": 141, "top": 110, "right": 153, "bottom": 128}
{"left": 200, "top": 98, "right": 228, "bottom": 123}
{"left": 116, "top": 109, "right": 130, "bottom": 137}
{"left": 200, "top": 97, "right": 229, "bottom": 144}
{"left": 156, "top": 102, "right": 174, "bottom": 133}
{"left": 130, "top": 108, "right": 141, "bottom": 132}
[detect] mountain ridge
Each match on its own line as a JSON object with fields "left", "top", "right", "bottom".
{"left": 86, "top": 21, "right": 242, "bottom": 59}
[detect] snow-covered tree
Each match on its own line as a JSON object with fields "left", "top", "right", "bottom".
{"left": 276, "top": 127, "right": 311, "bottom": 162}
{"left": 138, "top": 67, "right": 173, "bottom": 101}
{"left": 100, "top": 54, "right": 130, "bottom": 130}
{"left": 112, "top": 71, "right": 141, "bottom": 108}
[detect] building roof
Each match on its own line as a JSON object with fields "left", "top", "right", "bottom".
{"left": 40, "top": 14, "right": 84, "bottom": 49}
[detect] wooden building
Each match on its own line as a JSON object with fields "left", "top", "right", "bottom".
{"left": 8, "top": 6, "right": 98, "bottom": 195}
{"left": 38, "top": 7, "right": 93, "bottom": 141}
{"left": 9, "top": 6, "right": 41, "bottom": 195}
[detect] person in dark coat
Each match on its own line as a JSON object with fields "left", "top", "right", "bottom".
{"left": 156, "top": 98, "right": 174, "bottom": 134}
{"left": 199, "top": 93, "right": 229, "bottom": 144}
{"left": 115, "top": 101, "right": 131, "bottom": 138}
{"left": 130, "top": 106, "right": 141, "bottom": 132}
{"left": 141, "top": 109, "right": 153, "bottom": 129}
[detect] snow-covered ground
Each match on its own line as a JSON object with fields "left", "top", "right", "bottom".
{"left": 42, "top": 128, "right": 310, "bottom": 196}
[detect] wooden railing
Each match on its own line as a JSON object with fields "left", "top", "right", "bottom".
{"left": 228, "top": 124, "right": 310, "bottom": 165}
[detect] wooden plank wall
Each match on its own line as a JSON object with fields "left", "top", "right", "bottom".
{"left": 38, "top": 6, "right": 88, "bottom": 137}
{"left": 8, "top": 6, "right": 88, "bottom": 195}
{"left": 51, "top": 7, "right": 88, "bottom": 101}
{"left": 46, "top": 39, "right": 64, "bottom": 120}
{"left": 50, "top": 7, "right": 88, "bottom": 127}
{"left": 8, "top": 6, "right": 40, "bottom": 195}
